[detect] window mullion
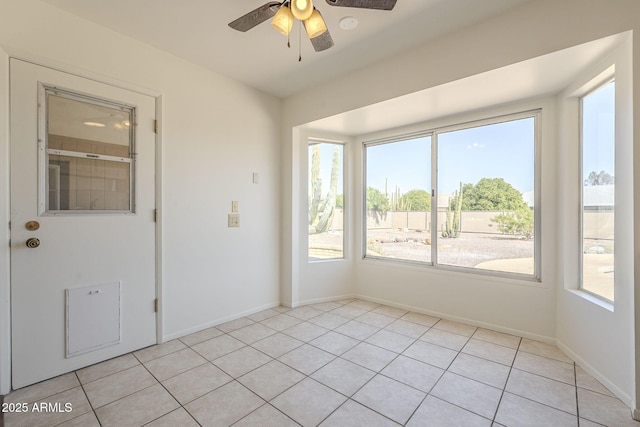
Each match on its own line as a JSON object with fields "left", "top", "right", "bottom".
{"left": 431, "top": 132, "right": 439, "bottom": 266}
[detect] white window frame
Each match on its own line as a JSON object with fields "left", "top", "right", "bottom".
{"left": 308, "top": 138, "right": 346, "bottom": 262}
{"left": 578, "top": 76, "right": 616, "bottom": 303}
{"left": 362, "top": 110, "right": 541, "bottom": 281}
{"left": 362, "top": 131, "right": 434, "bottom": 267}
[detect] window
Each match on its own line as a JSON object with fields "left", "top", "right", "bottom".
{"left": 43, "top": 86, "right": 135, "bottom": 214}
{"left": 364, "top": 135, "right": 432, "bottom": 263}
{"left": 437, "top": 116, "right": 536, "bottom": 276}
{"left": 308, "top": 141, "right": 344, "bottom": 260}
{"left": 580, "top": 80, "right": 615, "bottom": 301}
{"left": 364, "top": 112, "right": 538, "bottom": 279}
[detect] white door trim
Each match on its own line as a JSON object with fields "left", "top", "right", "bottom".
{"left": 0, "top": 48, "right": 12, "bottom": 396}
{"left": 0, "top": 52, "right": 163, "bottom": 393}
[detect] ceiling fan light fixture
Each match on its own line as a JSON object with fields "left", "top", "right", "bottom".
{"left": 271, "top": 4, "right": 294, "bottom": 35}
{"left": 83, "top": 121, "right": 106, "bottom": 128}
{"left": 304, "top": 9, "right": 327, "bottom": 39}
{"left": 291, "top": 0, "right": 314, "bottom": 20}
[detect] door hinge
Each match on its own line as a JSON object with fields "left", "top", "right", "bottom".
{"left": 154, "top": 298, "right": 158, "bottom": 313}
{"left": 154, "top": 119, "right": 158, "bottom": 134}
{"left": 154, "top": 209, "right": 158, "bottom": 222}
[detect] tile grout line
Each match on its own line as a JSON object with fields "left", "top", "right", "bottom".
{"left": 72, "top": 371, "right": 102, "bottom": 427}
{"left": 489, "top": 336, "right": 522, "bottom": 423}
{"left": 133, "top": 351, "right": 203, "bottom": 427}
{"left": 180, "top": 323, "right": 315, "bottom": 425}
{"left": 230, "top": 402, "right": 300, "bottom": 427}
{"left": 7, "top": 300, "right": 631, "bottom": 426}
{"left": 311, "top": 339, "right": 404, "bottom": 425}
{"left": 310, "top": 311, "right": 443, "bottom": 425}
{"left": 261, "top": 304, "right": 412, "bottom": 425}
{"left": 411, "top": 325, "right": 497, "bottom": 423}
{"left": 575, "top": 362, "right": 581, "bottom": 426}
{"left": 399, "top": 322, "right": 453, "bottom": 425}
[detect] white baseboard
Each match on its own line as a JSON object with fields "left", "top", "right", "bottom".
{"left": 293, "top": 293, "right": 554, "bottom": 344}
{"left": 293, "top": 294, "right": 357, "bottom": 308}
{"left": 556, "top": 340, "right": 633, "bottom": 411}
{"left": 162, "top": 300, "right": 280, "bottom": 342}
{"left": 352, "top": 294, "right": 556, "bottom": 344}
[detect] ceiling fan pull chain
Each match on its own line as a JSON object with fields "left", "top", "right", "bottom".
{"left": 288, "top": 8, "right": 291, "bottom": 49}
{"left": 298, "top": 20, "right": 302, "bottom": 62}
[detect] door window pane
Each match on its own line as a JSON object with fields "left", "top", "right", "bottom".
{"left": 44, "top": 88, "right": 134, "bottom": 212}
{"left": 365, "top": 136, "right": 432, "bottom": 262}
{"left": 309, "top": 141, "right": 344, "bottom": 259}
{"left": 581, "top": 80, "right": 615, "bottom": 301}
{"left": 437, "top": 117, "right": 536, "bottom": 275}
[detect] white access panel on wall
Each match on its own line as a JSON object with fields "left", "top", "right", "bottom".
{"left": 66, "top": 282, "right": 121, "bottom": 358}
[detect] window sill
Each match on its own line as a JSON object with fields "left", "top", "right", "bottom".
{"left": 360, "top": 255, "right": 544, "bottom": 288}
{"left": 567, "top": 289, "right": 614, "bottom": 312}
{"left": 308, "top": 257, "right": 347, "bottom": 264}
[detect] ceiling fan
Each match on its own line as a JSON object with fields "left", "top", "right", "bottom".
{"left": 229, "top": 0, "right": 397, "bottom": 53}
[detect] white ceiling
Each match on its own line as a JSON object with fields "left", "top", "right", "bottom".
{"left": 42, "top": 0, "right": 532, "bottom": 98}
{"left": 301, "top": 33, "right": 626, "bottom": 136}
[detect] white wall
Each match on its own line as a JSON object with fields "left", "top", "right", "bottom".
{"left": 282, "top": 0, "right": 640, "bottom": 412}
{"left": 556, "top": 38, "right": 636, "bottom": 407}
{"left": 349, "top": 98, "right": 556, "bottom": 341}
{"left": 0, "top": 0, "right": 281, "bottom": 394}
{"left": 294, "top": 130, "right": 357, "bottom": 306}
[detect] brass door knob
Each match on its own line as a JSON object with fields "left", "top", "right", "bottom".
{"left": 26, "top": 238, "right": 40, "bottom": 249}
{"left": 25, "top": 221, "right": 40, "bottom": 231}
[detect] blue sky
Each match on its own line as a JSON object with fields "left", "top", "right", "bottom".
{"left": 313, "top": 83, "right": 614, "bottom": 200}
{"left": 366, "top": 117, "right": 535, "bottom": 197}
{"left": 582, "top": 80, "right": 615, "bottom": 180}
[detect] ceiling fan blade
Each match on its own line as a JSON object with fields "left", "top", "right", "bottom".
{"left": 310, "top": 29, "right": 334, "bottom": 52}
{"left": 325, "top": 0, "right": 396, "bottom": 10}
{"left": 229, "top": 2, "right": 281, "bottom": 32}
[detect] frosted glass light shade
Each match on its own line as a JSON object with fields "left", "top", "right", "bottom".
{"left": 304, "top": 9, "right": 327, "bottom": 39}
{"left": 291, "top": 0, "right": 314, "bottom": 20}
{"left": 271, "top": 5, "right": 294, "bottom": 35}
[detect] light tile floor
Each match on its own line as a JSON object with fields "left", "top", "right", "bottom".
{"left": 4, "top": 299, "right": 639, "bottom": 427}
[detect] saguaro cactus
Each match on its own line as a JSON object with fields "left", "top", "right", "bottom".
{"left": 309, "top": 144, "right": 322, "bottom": 222}
{"left": 390, "top": 187, "right": 412, "bottom": 211}
{"left": 442, "top": 181, "right": 463, "bottom": 238}
{"left": 309, "top": 145, "right": 339, "bottom": 234}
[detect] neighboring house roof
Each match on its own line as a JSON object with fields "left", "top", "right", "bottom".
{"left": 583, "top": 184, "right": 614, "bottom": 207}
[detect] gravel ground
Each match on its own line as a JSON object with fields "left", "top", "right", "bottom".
{"left": 368, "top": 230, "right": 533, "bottom": 267}
{"left": 309, "top": 229, "right": 534, "bottom": 268}
{"left": 309, "top": 229, "right": 612, "bottom": 299}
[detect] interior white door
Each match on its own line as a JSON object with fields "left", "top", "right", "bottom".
{"left": 10, "top": 59, "right": 157, "bottom": 388}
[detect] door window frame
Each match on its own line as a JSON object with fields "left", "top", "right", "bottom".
{"left": 38, "top": 84, "right": 138, "bottom": 215}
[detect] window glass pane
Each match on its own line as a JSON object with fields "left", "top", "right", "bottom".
{"left": 581, "top": 81, "right": 615, "bottom": 301}
{"left": 48, "top": 94, "right": 132, "bottom": 154}
{"left": 365, "top": 136, "right": 431, "bottom": 262}
{"left": 45, "top": 89, "right": 134, "bottom": 212}
{"left": 437, "top": 117, "right": 535, "bottom": 275}
{"left": 309, "top": 141, "right": 344, "bottom": 259}
{"left": 48, "top": 155, "right": 131, "bottom": 211}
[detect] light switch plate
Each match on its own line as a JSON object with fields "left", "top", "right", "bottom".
{"left": 228, "top": 213, "right": 240, "bottom": 227}
{"left": 231, "top": 201, "right": 238, "bottom": 212}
